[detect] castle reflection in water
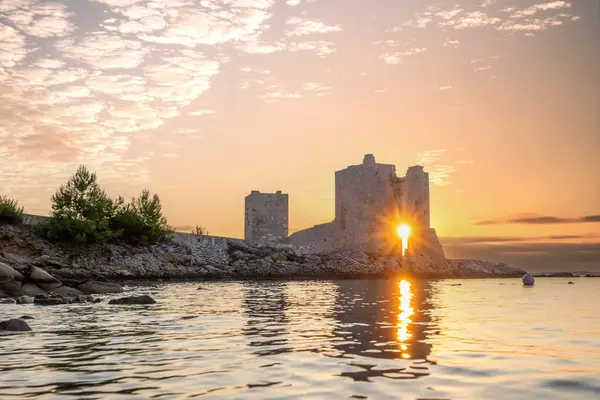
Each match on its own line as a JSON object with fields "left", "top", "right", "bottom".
{"left": 241, "top": 279, "right": 437, "bottom": 376}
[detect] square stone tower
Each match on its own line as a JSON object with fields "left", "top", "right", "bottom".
{"left": 244, "top": 190, "right": 289, "bottom": 245}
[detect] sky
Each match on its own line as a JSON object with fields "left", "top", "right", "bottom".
{"left": 0, "top": 0, "right": 598, "bottom": 272}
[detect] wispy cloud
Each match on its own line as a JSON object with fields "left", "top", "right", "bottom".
{"left": 188, "top": 109, "right": 216, "bottom": 117}
{"left": 443, "top": 241, "right": 600, "bottom": 272}
{"left": 476, "top": 214, "right": 600, "bottom": 225}
{"left": 511, "top": 1, "right": 571, "bottom": 19}
{"left": 443, "top": 39, "right": 460, "bottom": 48}
{"left": 441, "top": 233, "right": 599, "bottom": 245}
{"left": 395, "top": 1, "right": 577, "bottom": 37}
{"left": 382, "top": 47, "right": 427, "bottom": 65}
{"left": 286, "top": 17, "right": 342, "bottom": 36}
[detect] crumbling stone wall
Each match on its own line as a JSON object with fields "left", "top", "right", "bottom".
{"left": 244, "top": 190, "right": 289, "bottom": 245}
{"left": 287, "top": 222, "right": 335, "bottom": 252}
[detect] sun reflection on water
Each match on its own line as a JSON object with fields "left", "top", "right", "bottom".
{"left": 397, "top": 280, "right": 414, "bottom": 359}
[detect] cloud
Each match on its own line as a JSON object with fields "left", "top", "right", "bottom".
{"left": 0, "top": 24, "right": 29, "bottom": 68}
{"left": 395, "top": 1, "right": 578, "bottom": 36}
{"left": 443, "top": 39, "right": 460, "bottom": 48}
{"left": 475, "top": 214, "right": 600, "bottom": 225}
{"left": 443, "top": 241, "right": 600, "bottom": 273}
{"left": 453, "top": 11, "right": 501, "bottom": 29}
{"left": 415, "top": 149, "right": 475, "bottom": 186}
{"left": 497, "top": 17, "right": 565, "bottom": 32}
{"left": 441, "top": 234, "right": 598, "bottom": 245}
{"left": 511, "top": 1, "right": 571, "bottom": 19}
{"left": 286, "top": 40, "right": 336, "bottom": 57}
{"left": 3, "top": 1, "right": 75, "bottom": 38}
{"left": 303, "top": 81, "right": 332, "bottom": 96}
{"left": 286, "top": 17, "right": 342, "bottom": 36}
{"left": 188, "top": 109, "right": 216, "bottom": 117}
{"left": 382, "top": 48, "right": 426, "bottom": 65}
{"left": 480, "top": 0, "right": 496, "bottom": 7}
{"left": 56, "top": 33, "right": 149, "bottom": 69}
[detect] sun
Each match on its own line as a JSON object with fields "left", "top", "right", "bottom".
{"left": 397, "top": 224, "right": 411, "bottom": 255}
{"left": 397, "top": 224, "right": 411, "bottom": 239}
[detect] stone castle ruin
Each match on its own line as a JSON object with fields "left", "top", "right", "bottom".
{"left": 244, "top": 154, "right": 447, "bottom": 268}
{"left": 244, "top": 190, "right": 289, "bottom": 245}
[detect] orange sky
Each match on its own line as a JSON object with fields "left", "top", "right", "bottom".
{"left": 1, "top": 0, "right": 598, "bottom": 271}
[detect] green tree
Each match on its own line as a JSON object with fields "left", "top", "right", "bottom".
{"left": 37, "top": 165, "right": 119, "bottom": 246}
{"left": 0, "top": 195, "right": 24, "bottom": 225}
{"left": 111, "top": 190, "right": 172, "bottom": 245}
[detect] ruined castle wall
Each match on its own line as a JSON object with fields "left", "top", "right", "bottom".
{"left": 334, "top": 156, "right": 397, "bottom": 232}
{"left": 287, "top": 222, "right": 336, "bottom": 252}
{"left": 406, "top": 228, "right": 447, "bottom": 269}
{"left": 405, "top": 166, "right": 430, "bottom": 228}
{"left": 244, "top": 191, "right": 289, "bottom": 245}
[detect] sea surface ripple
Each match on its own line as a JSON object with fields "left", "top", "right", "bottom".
{"left": 1, "top": 278, "right": 599, "bottom": 399}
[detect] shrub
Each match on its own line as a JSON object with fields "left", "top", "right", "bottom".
{"left": 37, "top": 166, "right": 172, "bottom": 248}
{"left": 0, "top": 196, "right": 24, "bottom": 225}
{"left": 37, "top": 165, "right": 119, "bottom": 247}
{"left": 191, "top": 225, "right": 209, "bottom": 235}
{"left": 111, "top": 190, "right": 172, "bottom": 245}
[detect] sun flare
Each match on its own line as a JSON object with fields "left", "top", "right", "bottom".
{"left": 397, "top": 224, "right": 411, "bottom": 255}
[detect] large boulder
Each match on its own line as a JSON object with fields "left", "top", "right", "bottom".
{"left": 0, "top": 318, "right": 32, "bottom": 332}
{"left": 19, "top": 283, "right": 48, "bottom": 297}
{"left": 51, "top": 285, "right": 83, "bottom": 295}
{"left": 1, "top": 298, "right": 17, "bottom": 305}
{"left": 109, "top": 295, "right": 156, "bottom": 305}
{"left": 27, "top": 266, "right": 63, "bottom": 291}
{"left": 78, "top": 281, "right": 123, "bottom": 294}
{"left": 34, "top": 294, "right": 70, "bottom": 306}
{"left": 0, "top": 261, "right": 24, "bottom": 294}
{"left": 16, "top": 295, "right": 34, "bottom": 304}
{"left": 33, "top": 293, "right": 90, "bottom": 306}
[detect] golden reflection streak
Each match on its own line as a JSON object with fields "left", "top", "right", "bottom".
{"left": 397, "top": 280, "right": 414, "bottom": 359}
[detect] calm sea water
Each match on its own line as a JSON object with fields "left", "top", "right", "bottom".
{"left": 1, "top": 278, "right": 599, "bottom": 399}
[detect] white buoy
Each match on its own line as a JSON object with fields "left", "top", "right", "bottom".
{"left": 522, "top": 273, "right": 535, "bottom": 286}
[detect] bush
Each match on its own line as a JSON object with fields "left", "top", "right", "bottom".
{"left": 37, "top": 165, "right": 119, "bottom": 247}
{"left": 0, "top": 196, "right": 24, "bottom": 225}
{"left": 37, "top": 166, "right": 172, "bottom": 248}
{"left": 111, "top": 190, "right": 172, "bottom": 245}
{"left": 191, "top": 225, "right": 209, "bottom": 235}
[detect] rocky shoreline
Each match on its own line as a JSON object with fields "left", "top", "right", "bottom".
{"left": 0, "top": 224, "right": 527, "bottom": 288}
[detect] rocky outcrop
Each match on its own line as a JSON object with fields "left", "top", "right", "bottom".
{"left": 446, "top": 259, "right": 527, "bottom": 278}
{"left": 0, "top": 318, "right": 31, "bottom": 332}
{"left": 28, "top": 266, "right": 63, "bottom": 291}
{"left": 34, "top": 293, "right": 94, "bottom": 306}
{"left": 19, "top": 283, "right": 48, "bottom": 296}
{"left": 109, "top": 295, "right": 156, "bottom": 305}
{"left": 16, "top": 295, "right": 34, "bottom": 304}
{"left": 0, "top": 224, "right": 526, "bottom": 282}
{"left": 0, "top": 237, "right": 123, "bottom": 301}
{"left": 77, "top": 281, "right": 123, "bottom": 294}
{"left": 0, "top": 261, "right": 24, "bottom": 293}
